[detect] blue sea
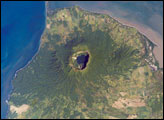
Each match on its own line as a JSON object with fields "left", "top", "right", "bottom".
{"left": 1, "top": 1, "right": 46, "bottom": 118}
{"left": 1, "top": 1, "right": 163, "bottom": 119}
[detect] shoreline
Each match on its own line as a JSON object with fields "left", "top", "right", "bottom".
{"left": 5, "top": 2, "right": 47, "bottom": 118}
{"left": 114, "top": 17, "right": 163, "bottom": 68}
{"left": 80, "top": 8, "right": 163, "bottom": 68}
{"left": 6, "top": 3, "right": 163, "bottom": 117}
{"left": 13, "top": 2, "right": 47, "bottom": 83}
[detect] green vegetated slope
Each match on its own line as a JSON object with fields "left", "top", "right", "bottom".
{"left": 8, "top": 6, "right": 163, "bottom": 119}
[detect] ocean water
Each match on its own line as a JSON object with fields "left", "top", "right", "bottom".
{"left": 48, "top": 1, "right": 163, "bottom": 67}
{"left": 1, "top": 1, "right": 163, "bottom": 119}
{"left": 1, "top": 1, "right": 46, "bottom": 118}
{"left": 48, "top": 1, "right": 163, "bottom": 37}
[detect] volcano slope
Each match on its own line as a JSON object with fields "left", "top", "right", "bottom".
{"left": 8, "top": 6, "right": 163, "bottom": 119}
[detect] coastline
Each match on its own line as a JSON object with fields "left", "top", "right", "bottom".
{"left": 83, "top": 8, "right": 163, "bottom": 68}
{"left": 5, "top": 3, "right": 163, "bottom": 118}
{"left": 6, "top": 3, "right": 162, "bottom": 117}
{"left": 114, "top": 17, "right": 163, "bottom": 68}
{"left": 13, "top": 1, "right": 48, "bottom": 81}
{"left": 5, "top": 2, "right": 47, "bottom": 118}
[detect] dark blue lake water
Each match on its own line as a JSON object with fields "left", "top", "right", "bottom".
{"left": 1, "top": 1, "right": 163, "bottom": 119}
{"left": 1, "top": 1, "right": 46, "bottom": 118}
